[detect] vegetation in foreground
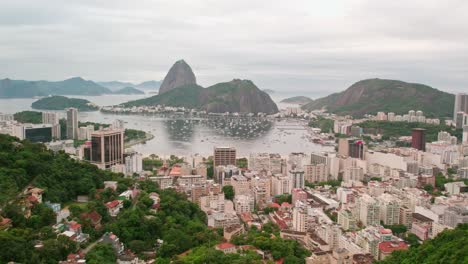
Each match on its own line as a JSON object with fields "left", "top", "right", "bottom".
{"left": 377, "top": 224, "right": 468, "bottom": 264}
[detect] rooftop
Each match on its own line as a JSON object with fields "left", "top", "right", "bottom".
{"left": 378, "top": 241, "right": 408, "bottom": 253}
{"left": 216, "top": 242, "right": 236, "bottom": 250}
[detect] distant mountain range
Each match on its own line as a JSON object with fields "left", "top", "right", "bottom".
{"left": 122, "top": 60, "right": 279, "bottom": 114}
{"left": 280, "top": 96, "right": 313, "bottom": 105}
{"left": 97, "top": 80, "right": 161, "bottom": 91}
{"left": 301, "top": 78, "right": 455, "bottom": 118}
{"left": 0, "top": 77, "right": 160, "bottom": 98}
{"left": 113, "top": 87, "right": 145, "bottom": 95}
{"left": 0, "top": 77, "right": 111, "bottom": 98}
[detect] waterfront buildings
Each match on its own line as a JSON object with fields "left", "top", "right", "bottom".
{"left": 214, "top": 147, "right": 236, "bottom": 168}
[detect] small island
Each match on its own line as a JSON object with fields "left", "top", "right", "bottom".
{"left": 280, "top": 96, "right": 313, "bottom": 105}
{"left": 31, "top": 95, "right": 99, "bottom": 111}
{"left": 113, "top": 87, "right": 145, "bottom": 95}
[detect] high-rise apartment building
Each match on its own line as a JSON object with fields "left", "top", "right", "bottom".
{"left": 338, "top": 138, "right": 365, "bottom": 159}
{"left": 288, "top": 152, "right": 310, "bottom": 170}
{"left": 66, "top": 108, "right": 78, "bottom": 140}
{"left": 289, "top": 169, "right": 305, "bottom": 190}
{"left": 378, "top": 194, "right": 400, "bottom": 225}
{"left": 357, "top": 194, "right": 380, "bottom": 226}
{"left": 213, "top": 147, "right": 236, "bottom": 168}
{"left": 271, "top": 174, "right": 291, "bottom": 195}
{"left": 90, "top": 128, "right": 124, "bottom": 169}
{"left": 304, "top": 163, "right": 328, "bottom": 183}
{"left": 124, "top": 150, "right": 143, "bottom": 176}
{"left": 42, "top": 112, "right": 61, "bottom": 139}
{"left": 455, "top": 112, "right": 468, "bottom": 129}
{"left": 248, "top": 153, "right": 283, "bottom": 174}
{"left": 292, "top": 201, "right": 308, "bottom": 232}
{"left": 463, "top": 125, "right": 468, "bottom": 143}
{"left": 399, "top": 206, "right": 413, "bottom": 229}
{"left": 454, "top": 93, "right": 468, "bottom": 121}
{"left": 411, "top": 128, "right": 426, "bottom": 151}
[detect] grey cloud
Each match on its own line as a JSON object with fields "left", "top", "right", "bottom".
{"left": 0, "top": 0, "right": 467, "bottom": 95}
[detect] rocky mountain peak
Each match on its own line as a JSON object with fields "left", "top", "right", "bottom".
{"left": 159, "top": 60, "right": 197, "bottom": 94}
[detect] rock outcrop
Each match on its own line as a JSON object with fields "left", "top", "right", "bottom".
{"left": 158, "top": 60, "right": 197, "bottom": 94}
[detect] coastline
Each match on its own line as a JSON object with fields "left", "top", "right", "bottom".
{"left": 125, "top": 132, "right": 155, "bottom": 148}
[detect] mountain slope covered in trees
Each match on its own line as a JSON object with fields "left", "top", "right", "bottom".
{"left": 302, "top": 78, "right": 454, "bottom": 118}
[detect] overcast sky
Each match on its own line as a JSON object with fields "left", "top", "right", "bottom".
{"left": 0, "top": 0, "right": 467, "bottom": 97}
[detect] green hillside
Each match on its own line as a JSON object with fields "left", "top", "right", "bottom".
{"left": 377, "top": 224, "right": 468, "bottom": 264}
{"left": 302, "top": 79, "right": 454, "bottom": 118}
{"left": 122, "top": 80, "right": 279, "bottom": 114}
{"left": 0, "top": 77, "right": 111, "bottom": 98}
{"left": 122, "top": 84, "right": 204, "bottom": 109}
{"left": 31, "top": 96, "right": 99, "bottom": 111}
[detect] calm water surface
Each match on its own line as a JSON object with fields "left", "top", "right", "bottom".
{"left": 0, "top": 93, "right": 331, "bottom": 156}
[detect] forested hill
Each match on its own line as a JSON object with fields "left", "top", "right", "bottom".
{"left": 377, "top": 224, "right": 468, "bottom": 264}
{"left": 0, "top": 134, "right": 115, "bottom": 205}
{"left": 123, "top": 79, "right": 279, "bottom": 114}
{"left": 301, "top": 78, "right": 454, "bottom": 118}
{"left": 0, "top": 77, "right": 111, "bottom": 98}
{"left": 31, "top": 95, "right": 99, "bottom": 111}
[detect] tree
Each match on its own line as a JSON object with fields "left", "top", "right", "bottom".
{"left": 379, "top": 224, "right": 468, "bottom": 264}
{"left": 87, "top": 243, "right": 116, "bottom": 264}
{"left": 236, "top": 158, "right": 248, "bottom": 169}
{"left": 276, "top": 194, "right": 292, "bottom": 204}
{"left": 404, "top": 233, "right": 420, "bottom": 248}
{"left": 128, "top": 240, "right": 148, "bottom": 253}
{"left": 424, "top": 184, "right": 434, "bottom": 193}
{"left": 222, "top": 185, "right": 235, "bottom": 200}
{"left": 383, "top": 224, "right": 407, "bottom": 235}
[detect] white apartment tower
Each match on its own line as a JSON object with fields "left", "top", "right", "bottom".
{"left": 292, "top": 201, "right": 308, "bottom": 232}
{"left": 66, "top": 108, "right": 78, "bottom": 139}
{"left": 357, "top": 194, "right": 380, "bottom": 226}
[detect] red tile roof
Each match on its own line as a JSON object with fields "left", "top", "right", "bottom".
{"left": 106, "top": 200, "right": 121, "bottom": 209}
{"left": 87, "top": 211, "right": 102, "bottom": 223}
{"left": 169, "top": 166, "right": 181, "bottom": 176}
{"left": 379, "top": 241, "right": 408, "bottom": 253}
{"left": 269, "top": 203, "right": 281, "bottom": 208}
{"left": 216, "top": 243, "right": 236, "bottom": 250}
{"left": 28, "top": 196, "right": 38, "bottom": 202}
{"left": 380, "top": 228, "right": 392, "bottom": 235}
{"left": 240, "top": 212, "right": 254, "bottom": 222}
{"left": 0, "top": 218, "right": 11, "bottom": 226}
{"left": 69, "top": 221, "right": 81, "bottom": 230}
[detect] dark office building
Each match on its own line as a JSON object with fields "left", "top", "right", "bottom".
{"left": 25, "top": 126, "right": 53, "bottom": 143}
{"left": 412, "top": 128, "right": 426, "bottom": 151}
{"left": 349, "top": 140, "right": 365, "bottom": 159}
{"left": 90, "top": 129, "right": 124, "bottom": 168}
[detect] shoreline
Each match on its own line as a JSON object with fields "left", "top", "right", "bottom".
{"left": 125, "top": 132, "right": 155, "bottom": 148}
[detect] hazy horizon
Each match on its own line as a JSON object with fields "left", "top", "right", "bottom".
{"left": 1, "top": 0, "right": 467, "bottom": 95}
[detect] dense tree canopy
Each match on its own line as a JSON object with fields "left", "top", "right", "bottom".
{"left": 0, "top": 134, "right": 119, "bottom": 205}
{"left": 222, "top": 185, "right": 235, "bottom": 200}
{"left": 86, "top": 243, "right": 117, "bottom": 264}
{"left": 377, "top": 224, "right": 468, "bottom": 264}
